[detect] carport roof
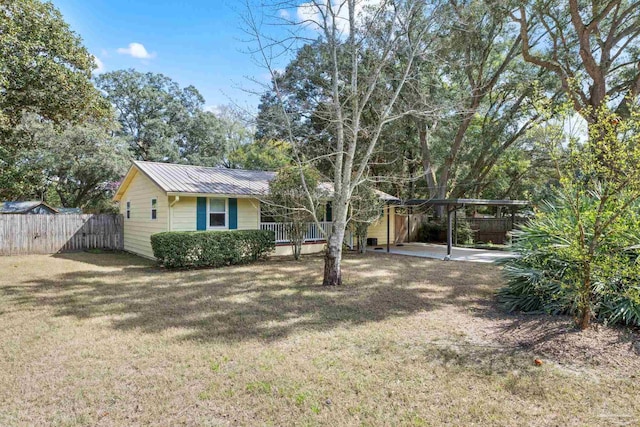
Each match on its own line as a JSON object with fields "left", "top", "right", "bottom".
{"left": 402, "top": 198, "right": 529, "bottom": 207}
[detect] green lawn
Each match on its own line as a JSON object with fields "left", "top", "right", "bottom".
{"left": 0, "top": 252, "right": 638, "bottom": 426}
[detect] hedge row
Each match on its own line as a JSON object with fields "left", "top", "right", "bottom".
{"left": 150, "top": 230, "right": 276, "bottom": 269}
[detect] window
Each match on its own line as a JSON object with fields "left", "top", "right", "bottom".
{"left": 259, "top": 202, "right": 277, "bottom": 224}
{"left": 324, "top": 202, "right": 332, "bottom": 222}
{"left": 126, "top": 201, "right": 131, "bottom": 219}
{"left": 208, "top": 198, "right": 226, "bottom": 228}
{"left": 151, "top": 198, "right": 157, "bottom": 220}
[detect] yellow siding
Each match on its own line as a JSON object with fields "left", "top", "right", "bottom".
{"left": 366, "top": 205, "right": 395, "bottom": 245}
{"left": 168, "top": 196, "right": 259, "bottom": 232}
{"left": 170, "top": 196, "right": 197, "bottom": 231}
{"left": 119, "top": 170, "right": 168, "bottom": 258}
{"left": 238, "top": 198, "right": 259, "bottom": 230}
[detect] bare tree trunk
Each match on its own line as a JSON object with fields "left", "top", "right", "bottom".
{"left": 323, "top": 224, "right": 345, "bottom": 286}
{"left": 358, "top": 235, "right": 367, "bottom": 254}
{"left": 579, "top": 262, "right": 592, "bottom": 330}
{"left": 245, "top": 1, "right": 430, "bottom": 286}
{"left": 419, "top": 121, "right": 438, "bottom": 199}
{"left": 293, "top": 240, "right": 302, "bottom": 260}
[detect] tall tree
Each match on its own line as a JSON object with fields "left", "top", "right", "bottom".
{"left": 513, "top": 0, "right": 640, "bottom": 122}
{"left": 499, "top": 103, "right": 640, "bottom": 329}
{"left": 411, "top": 1, "right": 543, "bottom": 201}
{"left": 0, "top": 0, "right": 108, "bottom": 138}
{"left": 34, "top": 121, "right": 130, "bottom": 209}
{"left": 4, "top": 114, "right": 130, "bottom": 209}
{"left": 95, "top": 69, "right": 218, "bottom": 162}
{"left": 0, "top": 0, "right": 110, "bottom": 197}
{"left": 228, "top": 139, "right": 293, "bottom": 170}
{"left": 511, "top": 0, "right": 640, "bottom": 328}
{"left": 183, "top": 106, "right": 254, "bottom": 168}
{"left": 247, "top": 0, "right": 435, "bottom": 285}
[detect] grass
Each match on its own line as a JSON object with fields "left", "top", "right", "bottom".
{"left": 0, "top": 251, "right": 638, "bottom": 426}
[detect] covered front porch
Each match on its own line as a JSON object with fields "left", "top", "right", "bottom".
{"left": 259, "top": 222, "right": 332, "bottom": 244}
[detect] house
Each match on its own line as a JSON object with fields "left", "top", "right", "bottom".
{"left": 0, "top": 201, "right": 59, "bottom": 215}
{"left": 113, "top": 161, "right": 399, "bottom": 258}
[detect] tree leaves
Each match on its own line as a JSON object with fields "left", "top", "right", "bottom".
{"left": 0, "top": 0, "right": 109, "bottom": 140}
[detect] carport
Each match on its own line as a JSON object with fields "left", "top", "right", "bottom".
{"left": 400, "top": 198, "right": 529, "bottom": 260}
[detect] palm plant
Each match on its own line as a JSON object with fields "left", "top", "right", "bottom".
{"left": 498, "top": 187, "right": 640, "bottom": 328}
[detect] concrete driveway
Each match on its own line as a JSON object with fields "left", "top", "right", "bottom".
{"left": 369, "top": 242, "right": 514, "bottom": 263}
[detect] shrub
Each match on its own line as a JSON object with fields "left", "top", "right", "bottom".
{"left": 416, "top": 219, "right": 473, "bottom": 244}
{"left": 497, "top": 191, "right": 640, "bottom": 328}
{"left": 150, "top": 230, "right": 276, "bottom": 269}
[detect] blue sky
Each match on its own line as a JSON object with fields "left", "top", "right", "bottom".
{"left": 51, "top": 0, "right": 291, "bottom": 113}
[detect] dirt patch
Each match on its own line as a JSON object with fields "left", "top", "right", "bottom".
{"left": 481, "top": 312, "right": 640, "bottom": 372}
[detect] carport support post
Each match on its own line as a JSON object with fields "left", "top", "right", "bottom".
{"left": 446, "top": 206, "right": 452, "bottom": 260}
{"left": 454, "top": 209, "right": 458, "bottom": 246}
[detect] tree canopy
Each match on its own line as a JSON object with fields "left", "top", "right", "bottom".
{"left": 1, "top": 114, "right": 130, "bottom": 209}
{"left": 0, "top": 0, "right": 109, "bottom": 138}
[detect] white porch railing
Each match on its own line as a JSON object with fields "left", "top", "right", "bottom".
{"left": 260, "top": 222, "right": 332, "bottom": 244}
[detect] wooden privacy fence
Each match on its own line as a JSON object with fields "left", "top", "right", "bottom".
{"left": 394, "top": 214, "right": 428, "bottom": 243}
{"left": 460, "top": 217, "right": 524, "bottom": 244}
{"left": 0, "top": 214, "right": 124, "bottom": 255}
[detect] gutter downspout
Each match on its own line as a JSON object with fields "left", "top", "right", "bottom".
{"left": 169, "top": 195, "right": 180, "bottom": 231}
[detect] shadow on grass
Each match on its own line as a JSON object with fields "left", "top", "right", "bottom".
{"left": 0, "top": 252, "right": 499, "bottom": 343}
{"left": 51, "top": 251, "right": 156, "bottom": 268}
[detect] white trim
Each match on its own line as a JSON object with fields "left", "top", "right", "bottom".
{"left": 167, "top": 191, "right": 262, "bottom": 199}
{"left": 151, "top": 197, "right": 158, "bottom": 220}
{"left": 207, "top": 197, "right": 228, "bottom": 229}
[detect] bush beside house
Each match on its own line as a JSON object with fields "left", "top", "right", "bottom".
{"left": 151, "top": 230, "right": 275, "bottom": 269}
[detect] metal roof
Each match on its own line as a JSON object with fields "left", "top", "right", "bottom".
{"left": 127, "top": 161, "right": 399, "bottom": 201}
{"left": 0, "top": 201, "right": 59, "bottom": 214}
{"left": 134, "top": 161, "right": 276, "bottom": 196}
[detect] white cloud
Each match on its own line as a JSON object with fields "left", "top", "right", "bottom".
{"left": 116, "top": 42, "right": 156, "bottom": 59}
{"left": 93, "top": 55, "right": 105, "bottom": 73}
{"left": 278, "top": 9, "right": 290, "bottom": 19}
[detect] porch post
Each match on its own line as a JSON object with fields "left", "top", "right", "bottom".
{"left": 386, "top": 203, "right": 390, "bottom": 253}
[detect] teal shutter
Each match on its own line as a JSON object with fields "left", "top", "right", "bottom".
{"left": 197, "top": 197, "right": 207, "bottom": 230}
{"left": 229, "top": 198, "right": 238, "bottom": 229}
{"left": 326, "top": 202, "right": 332, "bottom": 222}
